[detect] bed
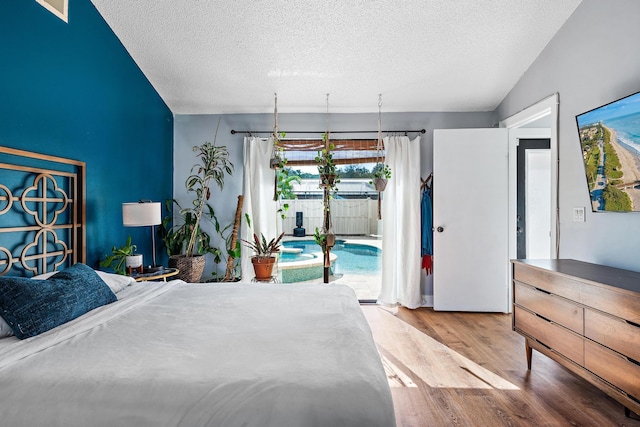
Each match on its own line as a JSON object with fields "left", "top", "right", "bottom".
{"left": 0, "top": 146, "right": 395, "bottom": 427}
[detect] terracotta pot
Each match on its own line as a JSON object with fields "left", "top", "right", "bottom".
{"left": 251, "top": 256, "right": 276, "bottom": 281}
{"left": 168, "top": 254, "right": 206, "bottom": 282}
{"left": 373, "top": 177, "right": 388, "bottom": 191}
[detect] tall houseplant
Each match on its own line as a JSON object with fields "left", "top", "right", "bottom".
{"left": 168, "top": 140, "right": 233, "bottom": 282}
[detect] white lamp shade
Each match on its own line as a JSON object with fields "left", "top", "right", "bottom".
{"left": 122, "top": 202, "right": 161, "bottom": 226}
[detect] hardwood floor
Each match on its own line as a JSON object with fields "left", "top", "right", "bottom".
{"left": 361, "top": 306, "right": 640, "bottom": 427}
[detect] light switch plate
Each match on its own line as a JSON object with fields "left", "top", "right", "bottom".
{"left": 573, "top": 207, "right": 586, "bottom": 222}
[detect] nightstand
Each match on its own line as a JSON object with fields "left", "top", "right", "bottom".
{"left": 132, "top": 268, "right": 179, "bottom": 282}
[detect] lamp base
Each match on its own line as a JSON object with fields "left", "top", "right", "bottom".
{"left": 144, "top": 265, "right": 164, "bottom": 273}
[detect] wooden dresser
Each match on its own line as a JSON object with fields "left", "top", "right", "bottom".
{"left": 512, "top": 259, "right": 640, "bottom": 417}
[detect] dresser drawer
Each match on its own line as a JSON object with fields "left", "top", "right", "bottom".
{"left": 585, "top": 340, "right": 640, "bottom": 401}
{"left": 515, "top": 282, "right": 583, "bottom": 334}
{"left": 514, "top": 306, "right": 584, "bottom": 365}
{"left": 513, "top": 263, "right": 582, "bottom": 302}
{"left": 581, "top": 286, "right": 640, "bottom": 325}
{"left": 585, "top": 308, "right": 640, "bottom": 363}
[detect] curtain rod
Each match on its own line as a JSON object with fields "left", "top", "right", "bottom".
{"left": 230, "top": 129, "right": 426, "bottom": 135}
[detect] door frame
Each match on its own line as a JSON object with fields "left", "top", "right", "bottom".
{"left": 516, "top": 139, "right": 551, "bottom": 259}
{"left": 500, "top": 93, "right": 559, "bottom": 311}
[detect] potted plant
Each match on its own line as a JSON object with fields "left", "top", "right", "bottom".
{"left": 270, "top": 132, "right": 288, "bottom": 169}
{"left": 100, "top": 236, "right": 141, "bottom": 275}
{"left": 160, "top": 199, "right": 220, "bottom": 279}
{"left": 371, "top": 163, "right": 392, "bottom": 191}
{"left": 166, "top": 140, "right": 234, "bottom": 282}
{"left": 315, "top": 133, "right": 341, "bottom": 191}
{"left": 242, "top": 231, "right": 285, "bottom": 281}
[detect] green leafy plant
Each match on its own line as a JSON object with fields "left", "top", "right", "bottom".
{"left": 242, "top": 231, "right": 285, "bottom": 260}
{"left": 372, "top": 163, "right": 392, "bottom": 180}
{"left": 275, "top": 167, "right": 301, "bottom": 219}
{"left": 315, "top": 133, "right": 341, "bottom": 191}
{"left": 183, "top": 141, "right": 234, "bottom": 257}
{"left": 99, "top": 236, "right": 137, "bottom": 275}
{"left": 270, "top": 132, "right": 288, "bottom": 169}
{"left": 313, "top": 227, "right": 327, "bottom": 250}
{"left": 159, "top": 199, "right": 220, "bottom": 258}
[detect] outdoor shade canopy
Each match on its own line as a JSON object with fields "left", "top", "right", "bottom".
{"left": 122, "top": 202, "right": 161, "bottom": 227}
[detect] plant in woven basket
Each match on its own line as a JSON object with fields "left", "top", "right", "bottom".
{"left": 162, "top": 127, "right": 233, "bottom": 282}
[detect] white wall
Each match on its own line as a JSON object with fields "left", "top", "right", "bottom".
{"left": 174, "top": 111, "right": 494, "bottom": 280}
{"left": 495, "top": 0, "right": 640, "bottom": 271}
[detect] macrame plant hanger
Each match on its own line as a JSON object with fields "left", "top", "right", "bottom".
{"left": 270, "top": 93, "right": 284, "bottom": 200}
{"left": 376, "top": 94, "right": 384, "bottom": 219}
{"left": 322, "top": 93, "right": 335, "bottom": 283}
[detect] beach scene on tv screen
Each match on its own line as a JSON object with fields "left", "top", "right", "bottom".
{"left": 577, "top": 91, "right": 640, "bottom": 212}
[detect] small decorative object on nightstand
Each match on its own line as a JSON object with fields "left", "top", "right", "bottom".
{"left": 132, "top": 268, "right": 179, "bottom": 282}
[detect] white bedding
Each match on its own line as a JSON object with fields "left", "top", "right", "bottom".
{"left": 0, "top": 281, "right": 395, "bottom": 427}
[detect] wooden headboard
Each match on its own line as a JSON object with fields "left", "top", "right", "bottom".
{"left": 0, "top": 146, "right": 86, "bottom": 277}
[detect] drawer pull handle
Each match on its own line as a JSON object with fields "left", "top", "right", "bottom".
{"left": 534, "top": 287, "right": 551, "bottom": 295}
{"left": 535, "top": 313, "right": 552, "bottom": 323}
{"left": 626, "top": 319, "right": 640, "bottom": 328}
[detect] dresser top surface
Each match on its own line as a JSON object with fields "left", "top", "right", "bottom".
{"left": 512, "top": 259, "right": 640, "bottom": 294}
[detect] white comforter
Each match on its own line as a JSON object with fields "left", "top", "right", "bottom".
{"left": 0, "top": 281, "right": 395, "bottom": 427}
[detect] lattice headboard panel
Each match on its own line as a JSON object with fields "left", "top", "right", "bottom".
{"left": 0, "top": 147, "right": 86, "bottom": 277}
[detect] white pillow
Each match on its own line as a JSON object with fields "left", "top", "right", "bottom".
{"left": 32, "top": 269, "right": 136, "bottom": 294}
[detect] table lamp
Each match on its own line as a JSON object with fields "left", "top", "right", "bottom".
{"left": 122, "top": 201, "right": 162, "bottom": 273}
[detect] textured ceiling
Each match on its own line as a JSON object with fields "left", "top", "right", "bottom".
{"left": 90, "top": 0, "right": 582, "bottom": 114}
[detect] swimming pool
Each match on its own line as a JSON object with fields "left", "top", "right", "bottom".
{"left": 279, "top": 240, "right": 381, "bottom": 283}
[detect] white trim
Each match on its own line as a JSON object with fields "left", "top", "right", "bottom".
{"left": 499, "top": 93, "right": 559, "bottom": 314}
{"left": 507, "top": 128, "right": 551, "bottom": 264}
{"left": 36, "top": 0, "right": 68, "bottom": 23}
{"left": 500, "top": 93, "right": 559, "bottom": 260}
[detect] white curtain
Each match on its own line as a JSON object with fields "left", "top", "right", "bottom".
{"left": 379, "top": 135, "right": 422, "bottom": 308}
{"left": 241, "top": 136, "right": 278, "bottom": 281}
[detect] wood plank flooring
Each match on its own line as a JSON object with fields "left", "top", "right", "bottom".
{"left": 361, "top": 306, "right": 640, "bottom": 427}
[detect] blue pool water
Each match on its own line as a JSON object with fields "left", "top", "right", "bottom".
{"left": 281, "top": 240, "right": 381, "bottom": 274}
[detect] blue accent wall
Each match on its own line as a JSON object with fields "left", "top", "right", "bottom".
{"left": 0, "top": 0, "right": 173, "bottom": 270}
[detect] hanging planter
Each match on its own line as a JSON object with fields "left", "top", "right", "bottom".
{"left": 372, "top": 94, "right": 391, "bottom": 219}
{"left": 270, "top": 155, "right": 285, "bottom": 169}
{"left": 373, "top": 177, "right": 388, "bottom": 192}
{"left": 320, "top": 173, "right": 337, "bottom": 188}
{"left": 315, "top": 135, "right": 340, "bottom": 192}
{"left": 370, "top": 164, "right": 392, "bottom": 191}
{"left": 315, "top": 94, "right": 338, "bottom": 284}
{"left": 269, "top": 94, "right": 287, "bottom": 170}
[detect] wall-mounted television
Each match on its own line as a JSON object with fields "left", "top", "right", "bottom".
{"left": 576, "top": 90, "right": 640, "bottom": 212}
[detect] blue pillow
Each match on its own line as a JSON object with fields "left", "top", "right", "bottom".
{"left": 0, "top": 263, "right": 117, "bottom": 339}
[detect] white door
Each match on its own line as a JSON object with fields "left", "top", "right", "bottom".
{"left": 433, "top": 128, "right": 509, "bottom": 312}
{"left": 525, "top": 149, "right": 551, "bottom": 258}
